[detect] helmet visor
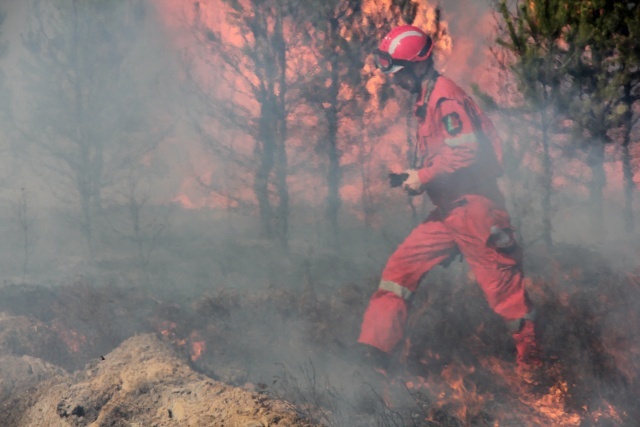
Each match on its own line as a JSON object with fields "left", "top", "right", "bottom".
{"left": 373, "top": 49, "right": 411, "bottom": 74}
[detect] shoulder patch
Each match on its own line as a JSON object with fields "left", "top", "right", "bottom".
{"left": 442, "top": 112, "right": 463, "bottom": 136}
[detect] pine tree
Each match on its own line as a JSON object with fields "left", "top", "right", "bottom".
{"left": 566, "top": 1, "right": 640, "bottom": 233}
{"left": 497, "top": 0, "right": 640, "bottom": 240}
{"left": 496, "top": 0, "right": 575, "bottom": 247}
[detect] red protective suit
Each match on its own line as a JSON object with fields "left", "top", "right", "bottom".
{"left": 358, "top": 75, "right": 537, "bottom": 366}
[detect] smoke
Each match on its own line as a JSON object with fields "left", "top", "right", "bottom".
{"left": 429, "top": 0, "right": 495, "bottom": 88}
{"left": 0, "top": 0, "right": 636, "bottom": 425}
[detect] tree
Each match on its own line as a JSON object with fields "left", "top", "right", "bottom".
{"left": 472, "top": 59, "right": 539, "bottom": 244}
{"left": 190, "top": 0, "right": 304, "bottom": 248}
{"left": 496, "top": 0, "right": 640, "bottom": 242}
{"left": 495, "top": 0, "right": 576, "bottom": 248}
{"left": 293, "top": 0, "right": 383, "bottom": 243}
{"left": 563, "top": 1, "right": 640, "bottom": 233}
{"left": 18, "top": 0, "right": 162, "bottom": 257}
{"left": 296, "top": 0, "right": 448, "bottom": 240}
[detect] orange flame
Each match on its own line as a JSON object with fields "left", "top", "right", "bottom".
{"left": 190, "top": 340, "right": 206, "bottom": 361}
{"left": 158, "top": 320, "right": 178, "bottom": 338}
{"left": 438, "top": 363, "right": 487, "bottom": 423}
{"left": 589, "top": 401, "right": 626, "bottom": 424}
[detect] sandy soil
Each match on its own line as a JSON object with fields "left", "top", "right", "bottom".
{"left": 4, "top": 333, "right": 319, "bottom": 427}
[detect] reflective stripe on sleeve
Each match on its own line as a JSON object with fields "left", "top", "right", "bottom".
{"left": 444, "top": 133, "right": 478, "bottom": 147}
{"left": 379, "top": 280, "right": 413, "bottom": 300}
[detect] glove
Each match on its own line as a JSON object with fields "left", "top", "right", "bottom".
{"left": 389, "top": 172, "right": 409, "bottom": 188}
{"left": 402, "top": 169, "right": 423, "bottom": 195}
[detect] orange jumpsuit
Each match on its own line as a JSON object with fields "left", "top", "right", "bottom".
{"left": 358, "top": 76, "right": 537, "bottom": 365}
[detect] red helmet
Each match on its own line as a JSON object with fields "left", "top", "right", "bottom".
{"left": 373, "top": 25, "right": 434, "bottom": 74}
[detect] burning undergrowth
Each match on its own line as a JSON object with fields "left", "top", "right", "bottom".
{"left": 0, "top": 243, "right": 636, "bottom": 425}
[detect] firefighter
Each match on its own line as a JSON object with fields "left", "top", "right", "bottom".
{"left": 359, "top": 25, "right": 540, "bottom": 374}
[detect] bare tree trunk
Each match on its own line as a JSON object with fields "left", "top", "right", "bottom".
{"left": 587, "top": 141, "right": 606, "bottom": 239}
{"left": 540, "top": 110, "right": 553, "bottom": 248}
{"left": 246, "top": 4, "right": 290, "bottom": 247}
{"left": 325, "top": 75, "right": 340, "bottom": 244}
{"left": 322, "top": 15, "right": 342, "bottom": 246}
{"left": 275, "top": 136, "right": 289, "bottom": 248}
{"left": 621, "top": 137, "right": 634, "bottom": 233}
{"left": 273, "top": 8, "right": 289, "bottom": 248}
{"left": 326, "top": 120, "right": 340, "bottom": 242}
{"left": 254, "top": 112, "right": 275, "bottom": 239}
{"left": 357, "top": 128, "right": 374, "bottom": 231}
{"left": 502, "top": 117, "right": 522, "bottom": 235}
{"left": 621, "top": 87, "right": 635, "bottom": 233}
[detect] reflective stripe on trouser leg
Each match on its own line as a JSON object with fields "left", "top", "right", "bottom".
{"left": 379, "top": 280, "right": 413, "bottom": 301}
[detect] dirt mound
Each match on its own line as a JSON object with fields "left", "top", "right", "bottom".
{"left": 0, "top": 354, "right": 65, "bottom": 399}
{"left": 6, "top": 333, "right": 318, "bottom": 427}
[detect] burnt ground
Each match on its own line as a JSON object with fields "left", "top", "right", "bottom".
{"left": 0, "top": 243, "right": 637, "bottom": 426}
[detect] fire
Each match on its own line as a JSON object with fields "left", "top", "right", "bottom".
{"left": 522, "top": 380, "right": 581, "bottom": 426}
{"left": 158, "top": 320, "right": 178, "bottom": 338}
{"left": 157, "top": 320, "right": 186, "bottom": 346}
{"left": 589, "top": 401, "right": 626, "bottom": 424}
{"left": 480, "top": 357, "right": 576, "bottom": 425}
{"left": 189, "top": 331, "right": 206, "bottom": 361}
{"left": 436, "top": 363, "right": 487, "bottom": 423}
{"left": 190, "top": 340, "right": 206, "bottom": 361}
{"left": 405, "top": 376, "right": 429, "bottom": 391}
{"left": 155, "top": 320, "right": 207, "bottom": 362}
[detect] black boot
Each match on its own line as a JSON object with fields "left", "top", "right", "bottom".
{"left": 356, "top": 344, "right": 391, "bottom": 376}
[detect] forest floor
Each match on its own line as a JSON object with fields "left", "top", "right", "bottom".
{"left": 0, "top": 241, "right": 637, "bottom": 426}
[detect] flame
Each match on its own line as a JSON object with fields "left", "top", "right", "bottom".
{"left": 189, "top": 331, "right": 206, "bottom": 361}
{"left": 589, "top": 401, "right": 626, "bottom": 424}
{"left": 158, "top": 320, "right": 178, "bottom": 338}
{"left": 521, "top": 381, "right": 581, "bottom": 426}
{"left": 190, "top": 341, "right": 206, "bottom": 361}
{"left": 436, "top": 363, "right": 487, "bottom": 423}
{"left": 155, "top": 321, "right": 207, "bottom": 362}
{"left": 479, "top": 357, "right": 584, "bottom": 426}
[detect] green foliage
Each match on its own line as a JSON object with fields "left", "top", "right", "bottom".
{"left": 498, "top": 0, "right": 640, "bottom": 140}
{"left": 471, "top": 83, "right": 499, "bottom": 113}
{"left": 497, "top": 0, "right": 573, "bottom": 113}
{"left": 495, "top": 0, "right": 640, "bottom": 237}
{"left": 296, "top": 0, "right": 372, "bottom": 117}
{"left": 564, "top": 1, "right": 640, "bottom": 135}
